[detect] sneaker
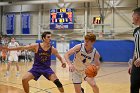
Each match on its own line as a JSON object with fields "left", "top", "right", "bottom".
{"left": 81, "top": 87, "right": 84, "bottom": 93}
{"left": 4, "top": 72, "right": 9, "bottom": 77}
{"left": 16, "top": 72, "right": 20, "bottom": 77}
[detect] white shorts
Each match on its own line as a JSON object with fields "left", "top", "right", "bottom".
{"left": 8, "top": 54, "right": 18, "bottom": 62}
{"left": 72, "top": 70, "right": 86, "bottom": 84}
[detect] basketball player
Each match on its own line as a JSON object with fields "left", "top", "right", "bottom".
{"left": 1, "top": 48, "right": 7, "bottom": 62}
{"left": 4, "top": 32, "right": 66, "bottom": 93}
{"left": 64, "top": 33, "right": 100, "bottom": 93}
{"left": 4, "top": 37, "right": 20, "bottom": 77}
{"left": 0, "top": 35, "right": 2, "bottom": 62}
{"left": 128, "top": 7, "right": 140, "bottom": 93}
{"left": 0, "top": 35, "right": 2, "bottom": 46}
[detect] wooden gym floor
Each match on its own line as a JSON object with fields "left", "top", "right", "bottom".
{"left": 0, "top": 61, "right": 130, "bottom": 93}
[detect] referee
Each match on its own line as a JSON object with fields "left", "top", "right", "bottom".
{"left": 130, "top": 7, "right": 140, "bottom": 93}
{"left": 0, "top": 35, "right": 2, "bottom": 45}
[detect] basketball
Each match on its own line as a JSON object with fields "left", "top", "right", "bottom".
{"left": 85, "top": 65, "right": 97, "bottom": 77}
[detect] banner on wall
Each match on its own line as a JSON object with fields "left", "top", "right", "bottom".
{"left": 22, "top": 13, "right": 30, "bottom": 34}
{"left": 6, "top": 14, "right": 15, "bottom": 34}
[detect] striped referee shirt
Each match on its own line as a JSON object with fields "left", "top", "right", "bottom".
{"left": 133, "top": 27, "right": 140, "bottom": 59}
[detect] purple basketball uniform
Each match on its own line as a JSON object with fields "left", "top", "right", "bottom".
{"left": 29, "top": 43, "right": 54, "bottom": 81}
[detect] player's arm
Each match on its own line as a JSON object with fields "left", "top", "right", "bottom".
{"left": 51, "top": 46, "right": 66, "bottom": 68}
{"left": 64, "top": 44, "right": 81, "bottom": 72}
{"left": 94, "top": 51, "right": 101, "bottom": 71}
{"left": 8, "top": 43, "right": 38, "bottom": 52}
{"left": 64, "top": 44, "right": 81, "bottom": 66}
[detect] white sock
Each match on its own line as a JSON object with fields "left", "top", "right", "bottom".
{"left": 17, "top": 71, "right": 20, "bottom": 74}
{"left": 6, "top": 71, "right": 9, "bottom": 74}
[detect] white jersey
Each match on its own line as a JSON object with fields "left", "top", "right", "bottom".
{"left": 73, "top": 43, "right": 97, "bottom": 71}
{"left": 8, "top": 42, "right": 19, "bottom": 55}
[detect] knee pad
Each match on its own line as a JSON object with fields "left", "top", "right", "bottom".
{"left": 53, "top": 79, "right": 63, "bottom": 88}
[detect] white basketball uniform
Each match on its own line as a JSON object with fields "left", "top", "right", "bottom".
{"left": 8, "top": 42, "right": 19, "bottom": 62}
{"left": 72, "top": 43, "right": 97, "bottom": 84}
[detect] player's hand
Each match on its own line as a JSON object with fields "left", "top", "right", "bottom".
{"left": 128, "top": 67, "right": 132, "bottom": 75}
{"left": 96, "top": 66, "right": 100, "bottom": 71}
{"left": 69, "top": 64, "right": 75, "bottom": 72}
{"left": 0, "top": 45, "right": 2, "bottom": 50}
{"left": 134, "top": 58, "right": 140, "bottom": 67}
{"left": 62, "top": 63, "right": 66, "bottom": 68}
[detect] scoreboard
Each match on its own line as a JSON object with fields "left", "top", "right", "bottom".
{"left": 93, "top": 17, "right": 101, "bottom": 24}
{"left": 50, "top": 8, "right": 74, "bottom": 30}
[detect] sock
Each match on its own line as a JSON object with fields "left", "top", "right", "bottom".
{"left": 17, "top": 71, "right": 20, "bottom": 74}
{"left": 6, "top": 71, "right": 9, "bottom": 74}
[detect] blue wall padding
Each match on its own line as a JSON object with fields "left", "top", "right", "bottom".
{"left": 69, "top": 40, "right": 135, "bottom": 62}
{"left": 51, "top": 40, "right": 56, "bottom": 60}
{"left": 35, "top": 40, "right": 42, "bottom": 43}
{"left": 35, "top": 40, "right": 56, "bottom": 60}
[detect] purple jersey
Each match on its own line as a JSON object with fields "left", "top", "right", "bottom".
{"left": 33, "top": 43, "right": 52, "bottom": 68}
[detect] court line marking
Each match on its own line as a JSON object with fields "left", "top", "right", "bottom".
{"left": 0, "top": 67, "right": 128, "bottom": 93}
{"left": 41, "top": 68, "right": 128, "bottom": 92}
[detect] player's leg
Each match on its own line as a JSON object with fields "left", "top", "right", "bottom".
{"left": 85, "top": 77, "right": 99, "bottom": 93}
{"left": 43, "top": 68, "right": 64, "bottom": 93}
{"left": 7, "top": 61, "right": 12, "bottom": 72}
{"left": 72, "top": 71, "right": 83, "bottom": 93}
{"left": 16, "top": 62, "right": 19, "bottom": 72}
{"left": 49, "top": 73, "right": 64, "bottom": 93}
{"left": 73, "top": 84, "right": 82, "bottom": 93}
{"left": 7, "top": 55, "right": 14, "bottom": 70}
{"left": 4, "top": 55, "right": 12, "bottom": 76}
{"left": 23, "top": 67, "right": 42, "bottom": 93}
{"left": 15, "top": 61, "right": 20, "bottom": 77}
{"left": 14, "top": 55, "right": 20, "bottom": 76}
{"left": 22, "top": 72, "right": 35, "bottom": 93}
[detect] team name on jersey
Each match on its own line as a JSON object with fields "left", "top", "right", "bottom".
{"left": 81, "top": 53, "right": 91, "bottom": 59}
{"left": 39, "top": 52, "right": 50, "bottom": 56}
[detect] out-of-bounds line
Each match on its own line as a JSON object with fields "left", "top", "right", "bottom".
{"left": 0, "top": 80, "right": 45, "bottom": 92}
{"left": 42, "top": 69, "right": 128, "bottom": 91}
{"left": 34, "top": 82, "right": 73, "bottom": 93}
{"left": 96, "top": 69, "right": 128, "bottom": 78}
{"left": 0, "top": 69, "right": 128, "bottom": 93}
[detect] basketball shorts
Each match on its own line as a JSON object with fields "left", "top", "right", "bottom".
{"left": 8, "top": 54, "right": 18, "bottom": 62}
{"left": 72, "top": 70, "right": 86, "bottom": 84}
{"left": 29, "top": 67, "right": 54, "bottom": 81}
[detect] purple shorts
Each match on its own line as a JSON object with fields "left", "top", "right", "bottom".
{"left": 28, "top": 67, "right": 54, "bottom": 81}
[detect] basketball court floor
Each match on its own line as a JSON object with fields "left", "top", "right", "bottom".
{"left": 0, "top": 60, "right": 130, "bottom": 93}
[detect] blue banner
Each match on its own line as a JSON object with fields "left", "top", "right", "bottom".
{"left": 50, "top": 24, "right": 74, "bottom": 30}
{"left": 6, "top": 14, "right": 15, "bottom": 34}
{"left": 22, "top": 13, "right": 30, "bottom": 34}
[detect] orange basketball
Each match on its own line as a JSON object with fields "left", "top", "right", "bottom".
{"left": 85, "top": 65, "right": 97, "bottom": 77}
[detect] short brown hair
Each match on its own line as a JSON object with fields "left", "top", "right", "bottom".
{"left": 133, "top": 7, "right": 140, "bottom": 16}
{"left": 84, "top": 33, "right": 96, "bottom": 42}
{"left": 41, "top": 31, "right": 51, "bottom": 40}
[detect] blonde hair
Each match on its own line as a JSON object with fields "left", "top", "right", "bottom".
{"left": 84, "top": 33, "right": 96, "bottom": 42}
